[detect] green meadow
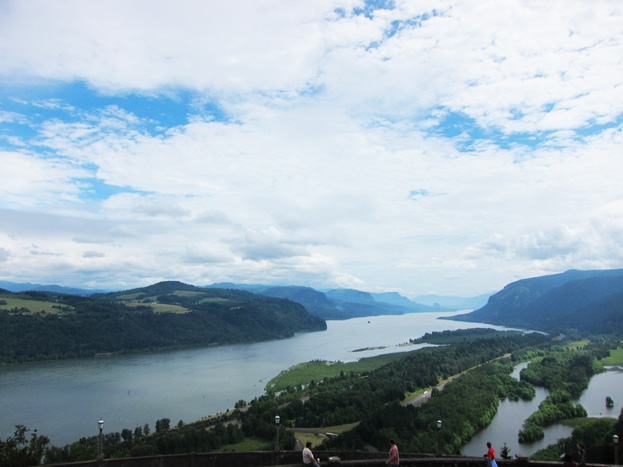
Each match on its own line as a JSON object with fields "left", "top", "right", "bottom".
{"left": 266, "top": 350, "right": 417, "bottom": 392}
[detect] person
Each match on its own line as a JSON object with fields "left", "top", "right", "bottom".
{"left": 484, "top": 442, "right": 498, "bottom": 467}
{"left": 563, "top": 453, "right": 576, "bottom": 467}
{"left": 577, "top": 443, "right": 586, "bottom": 467}
{"left": 303, "top": 441, "right": 320, "bottom": 467}
{"left": 386, "top": 438, "right": 399, "bottom": 467}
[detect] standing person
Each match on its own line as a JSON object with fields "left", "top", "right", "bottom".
{"left": 577, "top": 443, "right": 586, "bottom": 467}
{"left": 303, "top": 441, "right": 320, "bottom": 467}
{"left": 484, "top": 442, "right": 498, "bottom": 467}
{"left": 386, "top": 438, "right": 399, "bottom": 467}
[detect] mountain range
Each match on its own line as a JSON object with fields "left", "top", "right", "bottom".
{"left": 202, "top": 283, "right": 467, "bottom": 319}
{"left": 4, "top": 268, "right": 622, "bottom": 334}
{"left": 0, "top": 280, "right": 490, "bottom": 318}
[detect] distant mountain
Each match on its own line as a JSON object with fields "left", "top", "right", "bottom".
{"left": 414, "top": 293, "right": 492, "bottom": 310}
{"left": 0, "top": 280, "right": 108, "bottom": 296}
{"left": 325, "top": 288, "right": 377, "bottom": 304}
{"left": 451, "top": 269, "right": 623, "bottom": 336}
{"left": 204, "top": 284, "right": 445, "bottom": 319}
{"left": 370, "top": 291, "right": 418, "bottom": 308}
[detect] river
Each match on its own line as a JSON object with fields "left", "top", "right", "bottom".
{"left": 461, "top": 363, "right": 623, "bottom": 458}
{"left": 2, "top": 312, "right": 621, "bottom": 452}
{"left": 0, "top": 311, "right": 509, "bottom": 446}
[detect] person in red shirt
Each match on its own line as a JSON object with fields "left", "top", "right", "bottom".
{"left": 484, "top": 442, "right": 498, "bottom": 467}
{"left": 386, "top": 439, "right": 399, "bottom": 467}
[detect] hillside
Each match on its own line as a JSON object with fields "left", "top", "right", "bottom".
{"left": 451, "top": 269, "right": 623, "bottom": 335}
{"left": 0, "top": 281, "right": 326, "bottom": 364}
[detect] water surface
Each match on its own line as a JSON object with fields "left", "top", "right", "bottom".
{"left": 1, "top": 311, "right": 506, "bottom": 446}
{"left": 461, "top": 363, "right": 623, "bottom": 458}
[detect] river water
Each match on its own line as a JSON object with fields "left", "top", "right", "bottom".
{"left": 0, "top": 311, "right": 507, "bottom": 446}
{"left": 461, "top": 363, "right": 623, "bottom": 458}
{"left": 2, "top": 312, "right": 621, "bottom": 453}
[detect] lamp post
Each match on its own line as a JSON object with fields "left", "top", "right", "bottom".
{"left": 436, "top": 420, "right": 442, "bottom": 456}
{"left": 97, "top": 419, "right": 104, "bottom": 466}
{"left": 275, "top": 415, "right": 280, "bottom": 451}
{"left": 614, "top": 434, "right": 619, "bottom": 466}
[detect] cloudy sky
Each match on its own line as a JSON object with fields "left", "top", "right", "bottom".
{"left": 0, "top": 0, "right": 622, "bottom": 297}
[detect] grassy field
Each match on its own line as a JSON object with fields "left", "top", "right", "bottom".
{"left": 0, "top": 296, "right": 64, "bottom": 314}
{"left": 169, "top": 290, "right": 209, "bottom": 297}
{"left": 565, "top": 340, "right": 590, "bottom": 350}
{"left": 294, "top": 431, "right": 329, "bottom": 448}
{"left": 125, "top": 302, "right": 190, "bottom": 313}
{"left": 116, "top": 292, "right": 144, "bottom": 300}
{"left": 219, "top": 436, "right": 272, "bottom": 452}
{"left": 266, "top": 351, "right": 416, "bottom": 392}
{"left": 601, "top": 347, "right": 623, "bottom": 365}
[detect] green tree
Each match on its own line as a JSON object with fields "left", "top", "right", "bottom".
{"left": 0, "top": 425, "right": 50, "bottom": 467}
{"left": 155, "top": 418, "right": 170, "bottom": 433}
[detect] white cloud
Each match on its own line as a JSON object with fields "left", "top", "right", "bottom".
{"left": 0, "top": 247, "right": 10, "bottom": 262}
{"left": 0, "top": 1, "right": 622, "bottom": 295}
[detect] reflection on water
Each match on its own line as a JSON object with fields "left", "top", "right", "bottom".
{"left": 461, "top": 364, "right": 623, "bottom": 458}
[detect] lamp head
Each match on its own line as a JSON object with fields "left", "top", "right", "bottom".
{"left": 275, "top": 415, "right": 280, "bottom": 425}
{"left": 98, "top": 419, "right": 104, "bottom": 430}
{"left": 437, "top": 420, "right": 442, "bottom": 429}
{"left": 614, "top": 434, "right": 619, "bottom": 444}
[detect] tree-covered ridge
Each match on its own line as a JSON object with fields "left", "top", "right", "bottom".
{"left": 451, "top": 268, "right": 623, "bottom": 336}
{"left": 0, "top": 283, "right": 326, "bottom": 364}
{"left": 411, "top": 328, "right": 523, "bottom": 345}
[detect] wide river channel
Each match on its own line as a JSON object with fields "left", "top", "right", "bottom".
{"left": 1, "top": 311, "right": 621, "bottom": 455}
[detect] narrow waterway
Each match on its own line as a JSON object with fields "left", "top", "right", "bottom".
{"left": 461, "top": 363, "right": 623, "bottom": 458}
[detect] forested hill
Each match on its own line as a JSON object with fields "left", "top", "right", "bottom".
{"left": 450, "top": 269, "right": 623, "bottom": 336}
{"left": 0, "top": 281, "right": 326, "bottom": 364}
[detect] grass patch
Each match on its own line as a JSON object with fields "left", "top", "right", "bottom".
{"left": 323, "top": 422, "right": 360, "bottom": 434}
{"left": 266, "top": 351, "right": 416, "bottom": 392}
{"left": 116, "top": 292, "right": 144, "bottom": 300}
{"left": 171, "top": 290, "right": 206, "bottom": 297}
{"left": 293, "top": 423, "right": 360, "bottom": 451}
{"left": 0, "top": 297, "right": 64, "bottom": 314}
{"left": 219, "top": 436, "right": 271, "bottom": 452}
{"left": 565, "top": 340, "right": 590, "bottom": 350}
{"left": 294, "top": 432, "right": 329, "bottom": 448}
{"left": 601, "top": 347, "right": 623, "bottom": 366}
{"left": 557, "top": 417, "right": 617, "bottom": 429}
{"left": 125, "top": 302, "right": 190, "bottom": 313}
{"left": 198, "top": 297, "right": 238, "bottom": 305}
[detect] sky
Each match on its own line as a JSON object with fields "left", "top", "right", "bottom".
{"left": 0, "top": 0, "right": 622, "bottom": 298}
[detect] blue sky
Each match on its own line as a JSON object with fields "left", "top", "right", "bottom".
{"left": 0, "top": 0, "right": 622, "bottom": 296}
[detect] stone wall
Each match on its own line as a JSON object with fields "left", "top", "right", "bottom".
{"left": 39, "top": 451, "right": 593, "bottom": 467}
